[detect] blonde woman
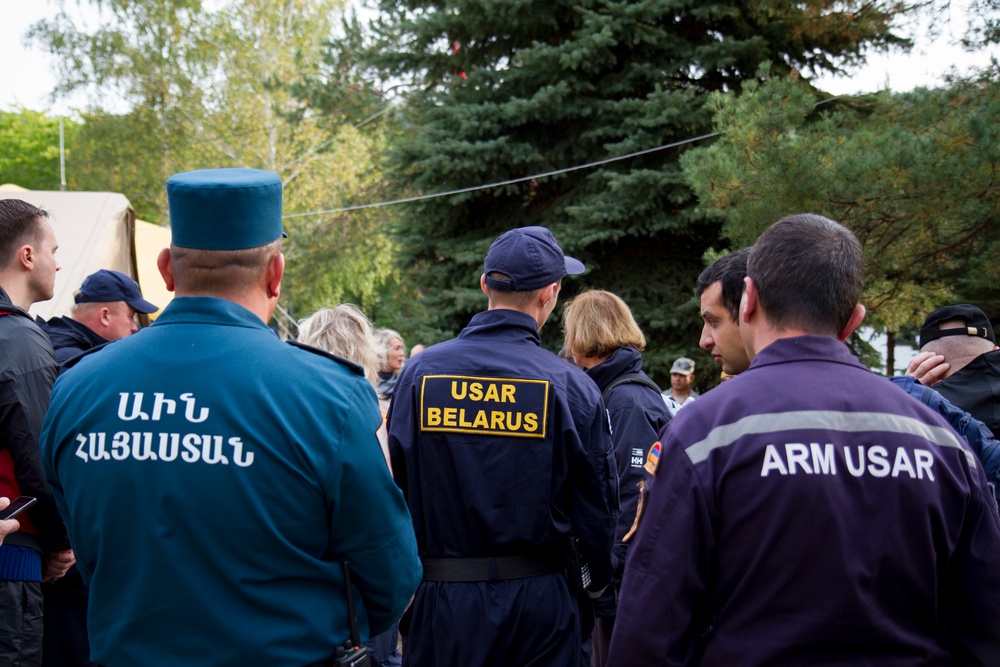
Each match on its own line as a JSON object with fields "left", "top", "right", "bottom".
{"left": 298, "top": 304, "right": 405, "bottom": 665}
{"left": 562, "top": 289, "right": 671, "bottom": 667}
{"left": 298, "top": 305, "right": 390, "bottom": 469}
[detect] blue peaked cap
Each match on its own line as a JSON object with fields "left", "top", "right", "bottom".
{"left": 76, "top": 269, "right": 158, "bottom": 314}
{"left": 167, "top": 168, "right": 285, "bottom": 250}
{"left": 483, "top": 226, "right": 585, "bottom": 292}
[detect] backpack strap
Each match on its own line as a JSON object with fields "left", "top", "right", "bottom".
{"left": 602, "top": 372, "right": 663, "bottom": 404}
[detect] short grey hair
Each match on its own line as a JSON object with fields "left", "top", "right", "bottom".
{"left": 373, "top": 328, "right": 406, "bottom": 359}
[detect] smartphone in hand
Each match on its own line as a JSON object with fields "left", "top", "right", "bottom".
{"left": 0, "top": 496, "right": 36, "bottom": 521}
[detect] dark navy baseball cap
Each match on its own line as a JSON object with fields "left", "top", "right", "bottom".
{"left": 919, "top": 303, "right": 996, "bottom": 347}
{"left": 483, "top": 226, "right": 585, "bottom": 292}
{"left": 75, "top": 270, "right": 159, "bottom": 314}
{"left": 167, "top": 168, "right": 286, "bottom": 250}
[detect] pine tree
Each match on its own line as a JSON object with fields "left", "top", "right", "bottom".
{"left": 681, "top": 71, "right": 1000, "bottom": 347}
{"left": 361, "top": 0, "right": 912, "bottom": 383}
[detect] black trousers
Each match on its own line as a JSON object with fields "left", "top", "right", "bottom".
{"left": 42, "top": 566, "right": 96, "bottom": 667}
{"left": 0, "top": 579, "right": 43, "bottom": 667}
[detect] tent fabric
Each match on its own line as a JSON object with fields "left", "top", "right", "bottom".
{"left": 134, "top": 220, "right": 172, "bottom": 321}
{"left": 0, "top": 186, "right": 171, "bottom": 321}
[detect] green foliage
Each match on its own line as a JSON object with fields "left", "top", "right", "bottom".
{"left": 681, "top": 70, "right": 1000, "bottom": 334}
{"left": 354, "top": 0, "right": 916, "bottom": 383}
{"left": 62, "top": 108, "right": 172, "bottom": 222}
{"left": 28, "top": 0, "right": 400, "bottom": 327}
{"left": 0, "top": 109, "right": 79, "bottom": 191}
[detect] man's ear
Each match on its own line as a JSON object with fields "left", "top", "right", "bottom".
{"left": 480, "top": 274, "right": 489, "bottom": 296}
{"left": 266, "top": 252, "right": 284, "bottom": 299}
{"left": 838, "top": 303, "right": 866, "bottom": 342}
{"left": 157, "top": 247, "right": 175, "bottom": 292}
{"left": 99, "top": 306, "right": 112, "bottom": 327}
{"left": 540, "top": 282, "right": 559, "bottom": 306}
{"left": 741, "top": 277, "right": 758, "bottom": 324}
{"left": 17, "top": 244, "right": 34, "bottom": 271}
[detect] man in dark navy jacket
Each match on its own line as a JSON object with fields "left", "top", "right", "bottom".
{"left": 608, "top": 214, "right": 1000, "bottom": 666}
{"left": 39, "top": 269, "right": 158, "bottom": 365}
{"left": 388, "top": 226, "right": 618, "bottom": 667}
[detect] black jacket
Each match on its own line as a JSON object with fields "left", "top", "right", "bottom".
{"left": 0, "top": 287, "right": 68, "bottom": 552}
{"left": 38, "top": 315, "right": 106, "bottom": 365}
{"left": 934, "top": 349, "right": 1000, "bottom": 437}
{"left": 584, "top": 345, "right": 670, "bottom": 612}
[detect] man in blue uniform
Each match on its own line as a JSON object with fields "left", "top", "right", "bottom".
{"left": 608, "top": 214, "right": 1000, "bottom": 666}
{"left": 41, "top": 168, "right": 421, "bottom": 667}
{"left": 388, "top": 226, "right": 618, "bottom": 667}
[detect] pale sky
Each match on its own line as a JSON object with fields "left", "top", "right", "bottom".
{"left": 1, "top": 0, "right": 995, "bottom": 114}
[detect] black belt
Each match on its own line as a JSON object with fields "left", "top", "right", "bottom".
{"left": 422, "top": 555, "right": 563, "bottom": 582}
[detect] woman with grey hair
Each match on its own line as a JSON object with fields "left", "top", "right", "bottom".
{"left": 373, "top": 328, "right": 406, "bottom": 402}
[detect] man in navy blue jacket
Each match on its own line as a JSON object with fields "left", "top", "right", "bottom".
{"left": 608, "top": 214, "right": 1000, "bottom": 666}
{"left": 388, "top": 226, "right": 617, "bottom": 667}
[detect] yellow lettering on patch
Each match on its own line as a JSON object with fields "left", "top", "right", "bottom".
{"left": 524, "top": 413, "right": 538, "bottom": 432}
{"left": 420, "top": 375, "right": 549, "bottom": 439}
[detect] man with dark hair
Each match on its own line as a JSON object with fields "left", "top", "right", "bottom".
{"left": 608, "top": 213, "right": 1000, "bottom": 666}
{"left": 40, "top": 269, "right": 159, "bottom": 364}
{"left": 695, "top": 248, "right": 751, "bottom": 376}
{"left": 388, "top": 226, "right": 617, "bottom": 667}
{"left": 0, "top": 198, "right": 74, "bottom": 667}
{"left": 41, "top": 169, "right": 421, "bottom": 667}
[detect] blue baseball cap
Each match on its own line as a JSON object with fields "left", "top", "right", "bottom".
{"left": 75, "top": 270, "right": 159, "bottom": 314}
{"left": 483, "top": 226, "right": 585, "bottom": 292}
{"left": 166, "top": 168, "right": 286, "bottom": 250}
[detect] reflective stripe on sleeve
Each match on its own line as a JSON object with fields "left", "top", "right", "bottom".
{"left": 685, "top": 410, "right": 975, "bottom": 469}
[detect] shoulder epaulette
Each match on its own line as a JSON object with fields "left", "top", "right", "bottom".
{"left": 287, "top": 340, "right": 365, "bottom": 376}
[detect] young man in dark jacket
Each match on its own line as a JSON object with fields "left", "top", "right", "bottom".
{"left": 0, "top": 198, "right": 74, "bottom": 666}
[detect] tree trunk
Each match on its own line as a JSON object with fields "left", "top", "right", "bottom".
{"left": 886, "top": 330, "right": 896, "bottom": 376}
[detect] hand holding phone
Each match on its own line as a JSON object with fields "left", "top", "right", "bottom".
{"left": 0, "top": 496, "right": 36, "bottom": 521}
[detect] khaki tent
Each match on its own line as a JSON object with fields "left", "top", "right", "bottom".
{"left": 0, "top": 185, "right": 172, "bottom": 321}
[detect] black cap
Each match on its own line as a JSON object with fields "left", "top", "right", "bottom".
{"left": 919, "top": 303, "right": 995, "bottom": 347}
